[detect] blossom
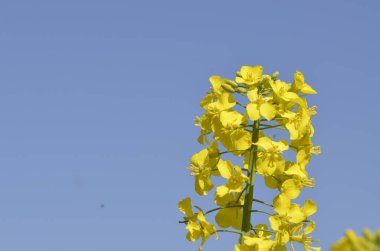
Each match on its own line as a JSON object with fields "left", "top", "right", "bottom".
{"left": 246, "top": 88, "right": 276, "bottom": 121}
{"left": 216, "top": 160, "right": 248, "bottom": 197}
{"left": 255, "top": 137, "right": 289, "bottom": 175}
{"left": 236, "top": 65, "right": 263, "bottom": 87}
{"left": 178, "top": 198, "right": 218, "bottom": 251}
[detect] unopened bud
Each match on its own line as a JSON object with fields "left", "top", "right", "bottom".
{"left": 261, "top": 76, "right": 270, "bottom": 86}
{"left": 221, "top": 83, "right": 235, "bottom": 93}
{"left": 271, "top": 71, "right": 280, "bottom": 80}
{"left": 224, "top": 79, "right": 238, "bottom": 88}
{"left": 236, "top": 87, "right": 247, "bottom": 94}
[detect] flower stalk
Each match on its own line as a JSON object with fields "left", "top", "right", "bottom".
{"left": 241, "top": 119, "right": 260, "bottom": 233}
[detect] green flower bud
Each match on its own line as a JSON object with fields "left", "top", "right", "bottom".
{"left": 236, "top": 87, "right": 247, "bottom": 94}
{"left": 261, "top": 76, "right": 270, "bottom": 86}
{"left": 224, "top": 79, "right": 238, "bottom": 88}
{"left": 221, "top": 83, "right": 235, "bottom": 93}
{"left": 271, "top": 71, "right": 279, "bottom": 80}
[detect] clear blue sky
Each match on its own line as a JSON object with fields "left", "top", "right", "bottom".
{"left": 0, "top": 1, "right": 379, "bottom": 250}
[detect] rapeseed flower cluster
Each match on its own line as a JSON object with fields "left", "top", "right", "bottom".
{"left": 178, "top": 66, "right": 320, "bottom": 251}
{"left": 331, "top": 229, "right": 380, "bottom": 251}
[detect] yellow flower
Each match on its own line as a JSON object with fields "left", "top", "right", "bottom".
{"left": 218, "top": 110, "right": 252, "bottom": 154}
{"left": 246, "top": 88, "right": 276, "bottom": 121}
{"left": 236, "top": 65, "right": 263, "bottom": 87}
{"left": 196, "top": 89, "right": 236, "bottom": 144}
{"left": 263, "top": 161, "right": 315, "bottom": 199}
{"left": 255, "top": 137, "right": 288, "bottom": 176}
{"left": 291, "top": 134, "right": 321, "bottom": 168}
{"left": 196, "top": 212, "right": 219, "bottom": 250}
{"left": 235, "top": 236, "right": 274, "bottom": 251}
{"left": 216, "top": 160, "right": 248, "bottom": 197}
{"left": 188, "top": 147, "right": 220, "bottom": 196}
{"left": 280, "top": 107, "right": 312, "bottom": 141}
{"left": 270, "top": 80, "right": 301, "bottom": 104}
{"left": 178, "top": 197, "right": 196, "bottom": 221}
{"left": 235, "top": 225, "right": 274, "bottom": 251}
{"left": 270, "top": 195, "right": 317, "bottom": 225}
{"left": 209, "top": 75, "right": 226, "bottom": 96}
{"left": 269, "top": 195, "right": 317, "bottom": 246}
{"left": 199, "top": 76, "right": 233, "bottom": 109}
{"left": 290, "top": 221, "right": 320, "bottom": 251}
{"left": 331, "top": 229, "right": 380, "bottom": 251}
{"left": 291, "top": 71, "right": 317, "bottom": 95}
{"left": 280, "top": 164, "right": 315, "bottom": 199}
{"left": 178, "top": 198, "right": 218, "bottom": 251}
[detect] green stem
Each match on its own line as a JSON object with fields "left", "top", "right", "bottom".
{"left": 250, "top": 210, "right": 273, "bottom": 216}
{"left": 219, "top": 148, "right": 260, "bottom": 155}
{"left": 241, "top": 119, "right": 260, "bottom": 233}
{"left": 260, "top": 124, "right": 282, "bottom": 129}
{"left": 204, "top": 205, "right": 243, "bottom": 215}
{"left": 236, "top": 102, "right": 246, "bottom": 108}
{"left": 260, "top": 125, "right": 286, "bottom": 131}
{"left": 259, "top": 123, "right": 277, "bottom": 127}
{"left": 252, "top": 198, "right": 273, "bottom": 208}
{"left": 216, "top": 229, "right": 244, "bottom": 235}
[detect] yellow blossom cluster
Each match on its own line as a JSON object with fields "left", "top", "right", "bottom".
{"left": 178, "top": 65, "right": 320, "bottom": 251}
{"left": 331, "top": 229, "right": 380, "bottom": 251}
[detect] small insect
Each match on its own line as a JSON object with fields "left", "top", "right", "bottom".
{"left": 100, "top": 203, "right": 105, "bottom": 208}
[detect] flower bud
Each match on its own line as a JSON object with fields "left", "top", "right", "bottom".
{"left": 221, "top": 83, "right": 235, "bottom": 93}
{"left": 271, "top": 71, "right": 279, "bottom": 80}
{"left": 261, "top": 76, "right": 270, "bottom": 86}
{"left": 224, "top": 79, "right": 238, "bottom": 88}
{"left": 236, "top": 87, "right": 247, "bottom": 94}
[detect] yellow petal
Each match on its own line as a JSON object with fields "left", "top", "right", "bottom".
{"left": 247, "top": 88, "right": 259, "bottom": 102}
{"left": 200, "top": 93, "right": 214, "bottom": 110}
{"left": 209, "top": 75, "right": 223, "bottom": 92}
{"left": 230, "top": 129, "right": 252, "bottom": 153}
{"left": 283, "top": 92, "right": 300, "bottom": 102}
{"left": 260, "top": 102, "right": 276, "bottom": 121}
{"left": 215, "top": 208, "right": 233, "bottom": 228}
{"left": 255, "top": 137, "right": 273, "bottom": 150}
{"left": 217, "top": 160, "right": 233, "bottom": 179}
{"left": 269, "top": 215, "right": 281, "bottom": 231}
{"left": 190, "top": 149, "right": 209, "bottom": 168}
{"left": 273, "top": 194, "right": 290, "bottom": 215}
{"left": 217, "top": 93, "right": 236, "bottom": 110}
{"left": 216, "top": 185, "right": 229, "bottom": 197}
{"left": 278, "top": 140, "right": 289, "bottom": 151}
{"left": 178, "top": 197, "right": 193, "bottom": 217}
{"left": 302, "top": 199, "right": 317, "bottom": 217}
{"left": 301, "top": 83, "right": 317, "bottom": 94}
{"left": 231, "top": 209, "right": 243, "bottom": 230}
{"left": 288, "top": 204, "right": 306, "bottom": 223}
{"left": 264, "top": 175, "right": 279, "bottom": 189}
{"left": 280, "top": 179, "right": 302, "bottom": 199}
{"left": 186, "top": 221, "right": 201, "bottom": 242}
{"left": 195, "top": 176, "right": 207, "bottom": 196}
{"left": 304, "top": 221, "right": 316, "bottom": 235}
{"left": 247, "top": 103, "right": 260, "bottom": 121}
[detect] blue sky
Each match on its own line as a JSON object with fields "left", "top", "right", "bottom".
{"left": 0, "top": 0, "right": 379, "bottom": 250}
